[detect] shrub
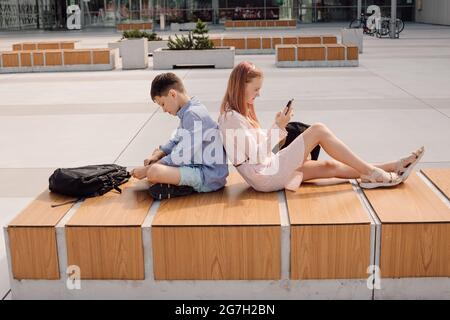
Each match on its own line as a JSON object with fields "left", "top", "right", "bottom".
{"left": 167, "top": 19, "right": 213, "bottom": 50}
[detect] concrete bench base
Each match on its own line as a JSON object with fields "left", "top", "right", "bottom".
{"left": 7, "top": 278, "right": 373, "bottom": 300}
{"left": 277, "top": 60, "right": 359, "bottom": 68}
{"left": 374, "top": 278, "right": 450, "bottom": 300}
{"left": 152, "top": 47, "right": 235, "bottom": 70}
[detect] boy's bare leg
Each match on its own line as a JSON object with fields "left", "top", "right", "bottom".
{"left": 132, "top": 164, "right": 181, "bottom": 185}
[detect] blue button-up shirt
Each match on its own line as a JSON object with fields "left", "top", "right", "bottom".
{"left": 159, "top": 97, "right": 228, "bottom": 191}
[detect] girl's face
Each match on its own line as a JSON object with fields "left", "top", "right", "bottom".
{"left": 245, "top": 76, "right": 263, "bottom": 105}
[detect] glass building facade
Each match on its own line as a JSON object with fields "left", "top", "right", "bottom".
{"left": 0, "top": 0, "right": 416, "bottom": 30}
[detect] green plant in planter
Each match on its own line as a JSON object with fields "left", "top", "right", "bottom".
{"left": 167, "top": 33, "right": 194, "bottom": 50}
{"left": 192, "top": 19, "right": 213, "bottom": 50}
{"left": 167, "top": 19, "right": 213, "bottom": 50}
{"left": 122, "top": 30, "right": 162, "bottom": 41}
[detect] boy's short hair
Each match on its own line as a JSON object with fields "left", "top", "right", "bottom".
{"left": 150, "top": 72, "right": 185, "bottom": 101}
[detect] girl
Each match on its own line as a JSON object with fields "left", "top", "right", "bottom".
{"left": 218, "top": 61, "right": 424, "bottom": 192}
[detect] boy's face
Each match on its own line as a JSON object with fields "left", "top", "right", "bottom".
{"left": 154, "top": 89, "right": 179, "bottom": 115}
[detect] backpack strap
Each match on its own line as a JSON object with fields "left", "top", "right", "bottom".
{"left": 51, "top": 198, "right": 82, "bottom": 208}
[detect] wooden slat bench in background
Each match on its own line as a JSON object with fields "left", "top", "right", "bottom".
{"left": 151, "top": 174, "right": 281, "bottom": 280}
{"left": 363, "top": 173, "right": 450, "bottom": 279}
{"left": 117, "top": 22, "right": 153, "bottom": 31}
{"left": 421, "top": 168, "right": 450, "bottom": 200}
{"left": 286, "top": 181, "right": 373, "bottom": 280}
{"left": 0, "top": 48, "right": 118, "bottom": 73}
{"left": 65, "top": 178, "right": 152, "bottom": 280}
{"left": 12, "top": 41, "right": 76, "bottom": 51}
{"left": 211, "top": 35, "right": 337, "bottom": 55}
{"left": 7, "top": 191, "right": 76, "bottom": 279}
{"left": 276, "top": 44, "right": 359, "bottom": 67}
{"left": 224, "top": 19, "right": 297, "bottom": 29}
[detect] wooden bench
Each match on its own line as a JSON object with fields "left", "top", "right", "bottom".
{"left": 362, "top": 173, "right": 450, "bottom": 279}
{"left": 117, "top": 21, "right": 153, "bottom": 31}
{"left": 421, "top": 168, "right": 450, "bottom": 200}
{"left": 7, "top": 191, "right": 76, "bottom": 279}
{"left": 276, "top": 44, "right": 359, "bottom": 68}
{"left": 12, "top": 41, "right": 76, "bottom": 51}
{"left": 0, "top": 48, "right": 118, "bottom": 73}
{"left": 65, "top": 178, "right": 153, "bottom": 280}
{"left": 225, "top": 19, "right": 297, "bottom": 29}
{"left": 151, "top": 173, "right": 281, "bottom": 280}
{"left": 286, "top": 181, "right": 373, "bottom": 280}
{"left": 211, "top": 35, "right": 337, "bottom": 55}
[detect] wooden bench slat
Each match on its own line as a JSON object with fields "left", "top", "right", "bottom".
{"left": 287, "top": 181, "right": 372, "bottom": 279}
{"left": 8, "top": 227, "right": 60, "bottom": 279}
{"left": 364, "top": 172, "right": 450, "bottom": 278}
{"left": 152, "top": 173, "right": 280, "bottom": 226}
{"left": 65, "top": 178, "right": 152, "bottom": 280}
{"left": 66, "top": 226, "right": 145, "bottom": 280}
{"left": 421, "top": 168, "right": 450, "bottom": 200}
{"left": 152, "top": 173, "right": 281, "bottom": 280}
{"left": 66, "top": 178, "right": 152, "bottom": 226}
{"left": 287, "top": 181, "right": 371, "bottom": 225}
{"left": 380, "top": 223, "right": 450, "bottom": 278}
{"left": 363, "top": 173, "right": 450, "bottom": 223}
{"left": 7, "top": 190, "right": 75, "bottom": 279}
{"left": 9, "top": 191, "right": 75, "bottom": 227}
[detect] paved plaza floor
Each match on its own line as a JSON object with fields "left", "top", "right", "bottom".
{"left": 0, "top": 22, "right": 449, "bottom": 299}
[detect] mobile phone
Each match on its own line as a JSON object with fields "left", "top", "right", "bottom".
{"left": 285, "top": 98, "right": 294, "bottom": 115}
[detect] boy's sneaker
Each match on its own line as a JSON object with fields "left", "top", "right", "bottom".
{"left": 148, "top": 183, "right": 196, "bottom": 200}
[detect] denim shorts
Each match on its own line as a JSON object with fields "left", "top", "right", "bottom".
{"left": 179, "top": 166, "right": 213, "bottom": 193}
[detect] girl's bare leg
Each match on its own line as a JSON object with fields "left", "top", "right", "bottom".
{"left": 299, "top": 159, "right": 399, "bottom": 181}
{"left": 300, "top": 123, "right": 378, "bottom": 177}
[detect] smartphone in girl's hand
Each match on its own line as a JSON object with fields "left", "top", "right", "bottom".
{"left": 285, "top": 98, "right": 294, "bottom": 115}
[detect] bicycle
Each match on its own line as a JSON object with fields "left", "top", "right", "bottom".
{"left": 350, "top": 12, "right": 405, "bottom": 38}
{"left": 376, "top": 17, "right": 405, "bottom": 37}
{"left": 349, "top": 12, "right": 377, "bottom": 36}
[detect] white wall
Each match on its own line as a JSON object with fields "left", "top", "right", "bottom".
{"left": 415, "top": 0, "right": 450, "bottom": 25}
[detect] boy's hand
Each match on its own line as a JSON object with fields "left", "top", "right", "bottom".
{"left": 144, "top": 148, "right": 165, "bottom": 166}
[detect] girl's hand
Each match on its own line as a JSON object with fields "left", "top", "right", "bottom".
{"left": 275, "top": 106, "right": 293, "bottom": 129}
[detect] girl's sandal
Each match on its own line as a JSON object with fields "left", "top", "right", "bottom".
{"left": 359, "top": 167, "right": 402, "bottom": 189}
{"left": 394, "top": 146, "right": 425, "bottom": 182}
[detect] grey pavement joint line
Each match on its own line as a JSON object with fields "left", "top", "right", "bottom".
{"left": 113, "top": 108, "right": 159, "bottom": 165}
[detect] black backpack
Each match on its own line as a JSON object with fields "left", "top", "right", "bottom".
{"left": 49, "top": 164, "right": 130, "bottom": 203}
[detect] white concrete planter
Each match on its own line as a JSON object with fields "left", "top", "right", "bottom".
{"left": 341, "top": 28, "right": 363, "bottom": 53}
{"left": 170, "top": 22, "right": 197, "bottom": 31}
{"left": 148, "top": 40, "right": 169, "bottom": 55}
{"left": 152, "top": 47, "right": 235, "bottom": 70}
{"left": 108, "top": 41, "right": 122, "bottom": 57}
{"left": 121, "top": 38, "right": 148, "bottom": 69}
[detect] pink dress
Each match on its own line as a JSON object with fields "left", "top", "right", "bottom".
{"left": 218, "top": 110, "right": 306, "bottom": 192}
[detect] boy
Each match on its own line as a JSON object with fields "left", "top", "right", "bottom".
{"left": 131, "top": 73, "right": 229, "bottom": 199}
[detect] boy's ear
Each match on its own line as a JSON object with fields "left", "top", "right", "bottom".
{"left": 168, "top": 89, "right": 177, "bottom": 99}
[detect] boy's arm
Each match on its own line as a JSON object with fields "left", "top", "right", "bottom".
{"left": 159, "top": 111, "right": 203, "bottom": 166}
{"left": 159, "top": 133, "right": 181, "bottom": 156}
{"left": 144, "top": 148, "right": 166, "bottom": 166}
